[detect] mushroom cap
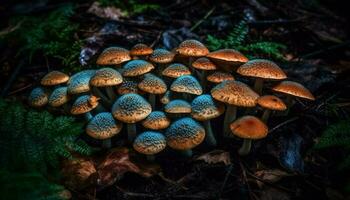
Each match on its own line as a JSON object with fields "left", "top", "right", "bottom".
{"left": 28, "top": 87, "right": 49, "bottom": 107}
{"left": 206, "top": 49, "right": 248, "bottom": 63}
{"left": 138, "top": 73, "right": 167, "bottom": 94}
{"left": 90, "top": 68, "right": 123, "bottom": 87}
{"left": 49, "top": 86, "right": 69, "bottom": 107}
{"left": 86, "top": 112, "right": 123, "bottom": 140}
{"left": 176, "top": 39, "right": 209, "bottom": 57}
{"left": 122, "top": 60, "right": 154, "bottom": 77}
{"left": 117, "top": 80, "right": 140, "bottom": 95}
{"left": 41, "top": 71, "right": 69, "bottom": 86}
{"left": 237, "top": 59, "right": 287, "bottom": 80}
{"left": 160, "top": 90, "right": 171, "bottom": 104}
{"left": 149, "top": 49, "right": 175, "bottom": 64}
{"left": 192, "top": 57, "right": 217, "bottom": 70}
{"left": 191, "top": 94, "right": 225, "bottom": 121}
{"left": 207, "top": 71, "right": 235, "bottom": 83}
{"left": 67, "top": 70, "right": 95, "bottom": 94}
{"left": 130, "top": 43, "right": 153, "bottom": 56}
{"left": 230, "top": 116, "right": 268, "bottom": 139}
{"left": 162, "top": 63, "right": 191, "bottom": 78}
{"left": 165, "top": 99, "right": 192, "bottom": 114}
{"left": 133, "top": 131, "right": 166, "bottom": 155}
{"left": 112, "top": 93, "right": 152, "bottom": 123}
{"left": 170, "top": 75, "right": 203, "bottom": 95}
{"left": 211, "top": 80, "right": 259, "bottom": 107}
{"left": 272, "top": 81, "right": 315, "bottom": 100}
{"left": 165, "top": 117, "right": 205, "bottom": 150}
{"left": 71, "top": 95, "right": 99, "bottom": 115}
{"left": 257, "top": 95, "right": 287, "bottom": 111}
{"left": 142, "top": 111, "right": 171, "bottom": 130}
{"left": 96, "top": 47, "right": 131, "bottom": 65}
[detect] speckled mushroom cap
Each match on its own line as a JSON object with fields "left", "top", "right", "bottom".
{"left": 230, "top": 116, "right": 268, "bottom": 139}
{"left": 130, "top": 43, "right": 153, "bottom": 56}
{"left": 165, "top": 117, "right": 205, "bottom": 150}
{"left": 237, "top": 59, "right": 287, "bottom": 80}
{"left": 272, "top": 81, "right": 315, "bottom": 100}
{"left": 211, "top": 80, "right": 259, "bottom": 107}
{"left": 176, "top": 39, "right": 209, "bottom": 57}
{"left": 207, "top": 71, "right": 235, "bottom": 84}
{"left": 49, "top": 87, "right": 69, "bottom": 107}
{"left": 96, "top": 47, "right": 131, "bottom": 65}
{"left": 28, "top": 87, "right": 49, "bottom": 107}
{"left": 192, "top": 57, "right": 217, "bottom": 70}
{"left": 67, "top": 70, "right": 95, "bottom": 94}
{"left": 90, "top": 68, "right": 123, "bottom": 87}
{"left": 41, "top": 71, "right": 69, "bottom": 86}
{"left": 165, "top": 99, "right": 192, "bottom": 114}
{"left": 138, "top": 73, "right": 167, "bottom": 94}
{"left": 71, "top": 95, "right": 99, "bottom": 115}
{"left": 162, "top": 63, "right": 191, "bottom": 78}
{"left": 86, "top": 112, "right": 123, "bottom": 140}
{"left": 191, "top": 94, "right": 225, "bottom": 121}
{"left": 170, "top": 75, "right": 203, "bottom": 95}
{"left": 122, "top": 60, "right": 154, "bottom": 77}
{"left": 142, "top": 111, "right": 171, "bottom": 130}
{"left": 206, "top": 49, "right": 248, "bottom": 63}
{"left": 112, "top": 93, "right": 152, "bottom": 123}
{"left": 149, "top": 49, "right": 175, "bottom": 64}
{"left": 257, "top": 95, "right": 287, "bottom": 111}
{"left": 117, "top": 80, "right": 139, "bottom": 95}
{"left": 160, "top": 91, "right": 171, "bottom": 104}
{"left": 133, "top": 131, "right": 166, "bottom": 155}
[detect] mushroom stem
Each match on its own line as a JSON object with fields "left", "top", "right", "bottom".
{"left": 204, "top": 120, "right": 217, "bottom": 146}
{"left": 201, "top": 71, "right": 208, "bottom": 92}
{"left": 238, "top": 139, "right": 252, "bottom": 156}
{"left": 127, "top": 123, "right": 137, "bottom": 142}
{"left": 254, "top": 78, "right": 264, "bottom": 95}
{"left": 84, "top": 112, "right": 93, "bottom": 121}
{"left": 283, "top": 95, "right": 293, "bottom": 116}
{"left": 188, "top": 57, "right": 194, "bottom": 72}
{"left": 102, "top": 139, "right": 112, "bottom": 149}
{"left": 146, "top": 155, "right": 155, "bottom": 162}
{"left": 149, "top": 94, "right": 156, "bottom": 109}
{"left": 180, "top": 149, "right": 193, "bottom": 157}
{"left": 223, "top": 105, "right": 237, "bottom": 136}
{"left": 261, "top": 109, "right": 271, "bottom": 123}
{"left": 106, "top": 86, "right": 117, "bottom": 102}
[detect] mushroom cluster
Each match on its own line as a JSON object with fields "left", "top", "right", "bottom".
{"left": 29, "top": 39, "right": 315, "bottom": 158}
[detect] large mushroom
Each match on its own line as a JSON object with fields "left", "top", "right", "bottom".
{"left": 133, "top": 131, "right": 167, "bottom": 161}
{"left": 230, "top": 116, "right": 268, "bottom": 156}
{"left": 138, "top": 73, "right": 167, "bottom": 109}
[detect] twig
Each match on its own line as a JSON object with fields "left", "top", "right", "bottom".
{"left": 268, "top": 117, "right": 299, "bottom": 134}
{"left": 158, "top": 172, "right": 188, "bottom": 190}
{"left": 8, "top": 83, "right": 32, "bottom": 96}
{"left": 115, "top": 185, "right": 154, "bottom": 198}
{"left": 217, "top": 164, "right": 233, "bottom": 198}
{"left": 150, "top": 31, "right": 163, "bottom": 48}
{"left": 238, "top": 159, "right": 257, "bottom": 200}
{"left": 300, "top": 40, "right": 350, "bottom": 59}
{"left": 190, "top": 7, "right": 216, "bottom": 32}
{"left": 247, "top": 17, "right": 306, "bottom": 26}
{"left": 1, "top": 59, "right": 26, "bottom": 97}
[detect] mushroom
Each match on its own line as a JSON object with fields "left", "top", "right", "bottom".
{"left": 237, "top": 59, "right": 287, "bottom": 95}
{"left": 130, "top": 43, "right": 153, "bottom": 60}
{"left": 112, "top": 93, "right": 152, "bottom": 142}
{"left": 142, "top": 111, "right": 171, "bottom": 130}
{"left": 41, "top": 71, "right": 69, "bottom": 87}
{"left": 170, "top": 75, "right": 203, "bottom": 100}
{"left": 191, "top": 94, "right": 225, "bottom": 146}
{"left": 122, "top": 60, "right": 155, "bottom": 78}
{"left": 96, "top": 47, "right": 131, "bottom": 67}
{"left": 162, "top": 63, "right": 191, "bottom": 79}
{"left": 133, "top": 131, "right": 167, "bottom": 161}
{"left": 67, "top": 70, "right": 96, "bottom": 95}
{"left": 206, "top": 49, "right": 248, "bottom": 72}
{"left": 90, "top": 67, "right": 123, "bottom": 102}
{"left": 272, "top": 80, "right": 315, "bottom": 106}
{"left": 257, "top": 95, "right": 287, "bottom": 123}
{"left": 71, "top": 94, "right": 100, "bottom": 121}
{"left": 28, "top": 87, "right": 49, "bottom": 108}
{"left": 211, "top": 80, "right": 259, "bottom": 136}
{"left": 149, "top": 48, "right": 175, "bottom": 74}
{"left": 207, "top": 71, "right": 235, "bottom": 84}
{"left": 48, "top": 86, "right": 70, "bottom": 112}
{"left": 160, "top": 90, "right": 172, "bottom": 105}
{"left": 230, "top": 116, "right": 268, "bottom": 156}
{"left": 192, "top": 57, "right": 217, "bottom": 91}
{"left": 117, "top": 80, "right": 141, "bottom": 95}
{"left": 86, "top": 112, "right": 123, "bottom": 148}
{"left": 176, "top": 39, "right": 209, "bottom": 71}
{"left": 164, "top": 99, "right": 192, "bottom": 118}
{"left": 165, "top": 117, "right": 205, "bottom": 157}
{"left": 138, "top": 73, "right": 167, "bottom": 109}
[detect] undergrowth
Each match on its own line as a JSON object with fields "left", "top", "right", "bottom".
{"left": 206, "top": 20, "right": 286, "bottom": 60}
{"left": 98, "top": 0, "right": 160, "bottom": 16}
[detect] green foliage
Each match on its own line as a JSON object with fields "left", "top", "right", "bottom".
{"left": 206, "top": 20, "right": 286, "bottom": 60}
{"left": 98, "top": 0, "right": 160, "bottom": 16}
{"left": 0, "top": 99, "right": 92, "bottom": 173}
{"left": 2, "top": 4, "right": 82, "bottom": 72}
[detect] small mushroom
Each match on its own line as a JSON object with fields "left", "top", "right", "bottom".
{"left": 170, "top": 75, "right": 203, "bottom": 100}
{"left": 138, "top": 73, "right": 167, "bottom": 109}
{"left": 67, "top": 70, "right": 96, "bottom": 95}
{"left": 142, "top": 111, "right": 171, "bottom": 130}
{"left": 165, "top": 117, "right": 206, "bottom": 157}
{"left": 86, "top": 112, "right": 123, "bottom": 148}
{"left": 130, "top": 43, "right": 153, "bottom": 59}
{"left": 122, "top": 60, "right": 155, "bottom": 78}
{"left": 164, "top": 99, "right": 192, "bottom": 118}
{"left": 71, "top": 94, "right": 100, "bottom": 121}
{"left": 41, "top": 71, "right": 69, "bottom": 86}
{"left": 160, "top": 90, "right": 172, "bottom": 105}
{"left": 28, "top": 87, "right": 49, "bottom": 108}
{"left": 162, "top": 63, "right": 191, "bottom": 79}
{"left": 230, "top": 116, "right": 268, "bottom": 156}
{"left": 96, "top": 47, "right": 131, "bottom": 66}
{"left": 192, "top": 57, "right": 217, "bottom": 91}
{"left": 237, "top": 59, "right": 287, "bottom": 94}
{"left": 133, "top": 131, "right": 167, "bottom": 161}
{"left": 206, "top": 49, "right": 248, "bottom": 71}
{"left": 176, "top": 39, "right": 209, "bottom": 71}
{"left": 112, "top": 93, "right": 152, "bottom": 142}
{"left": 257, "top": 95, "right": 287, "bottom": 123}
{"left": 48, "top": 86, "right": 70, "bottom": 111}
{"left": 207, "top": 71, "right": 235, "bottom": 84}
{"left": 117, "top": 80, "right": 140, "bottom": 95}
{"left": 149, "top": 48, "right": 175, "bottom": 74}
{"left": 191, "top": 94, "right": 225, "bottom": 146}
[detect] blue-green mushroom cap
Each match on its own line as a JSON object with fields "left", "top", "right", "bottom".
{"left": 67, "top": 70, "right": 95, "bottom": 94}
{"left": 49, "top": 86, "right": 69, "bottom": 107}
{"left": 133, "top": 131, "right": 166, "bottom": 155}
{"left": 170, "top": 75, "right": 202, "bottom": 95}
{"left": 165, "top": 99, "right": 191, "bottom": 114}
{"left": 191, "top": 94, "right": 225, "bottom": 121}
{"left": 86, "top": 112, "right": 123, "bottom": 139}
{"left": 28, "top": 87, "right": 49, "bottom": 107}
{"left": 122, "top": 60, "right": 154, "bottom": 77}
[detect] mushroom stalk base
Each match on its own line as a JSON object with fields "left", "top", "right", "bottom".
{"left": 204, "top": 120, "right": 217, "bottom": 146}
{"left": 102, "top": 139, "right": 112, "bottom": 149}
{"left": 261, "top": 109, "right": 271, "bottom": 123}
{"left": 254, "top": 78, "right": 264, "bottom": 95}
{"left": 149, "top": 94, "right": 156, "bottom": 109}
{"left": 223, "top": 105, "right": 237, "bottom": 137}
{"left": 127, "top": 123, "right": 137, "bottom": 143}
{"left": 238, "top": 139, "right": 252, "bottom": 156}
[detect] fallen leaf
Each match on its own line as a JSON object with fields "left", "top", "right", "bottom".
{"left": 254, "top": 169, "right": 292, "bottom": 188}
{"left": 87, "top": 1, "right": 126, "bottom": 21}
{"left": 196, "top": 150, "right": 231, "bottom": 165}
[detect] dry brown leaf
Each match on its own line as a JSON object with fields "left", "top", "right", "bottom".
{"left": 87, "top": 1, "right": 126, "bottom": 21}
{"left": 196, "top": 150, "right": 231, "bottom": 165}
{"left": 254, "top": 169, "right": 291, "bottom": 188}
